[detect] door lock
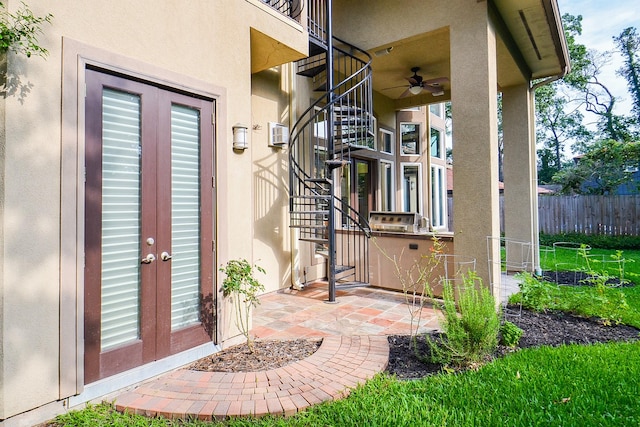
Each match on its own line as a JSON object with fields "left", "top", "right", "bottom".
{"left": 160, "top": 251, "right": 172, "bottom": 261}
{"left": 141, "top": 253, "right": 156, "bottom": 264}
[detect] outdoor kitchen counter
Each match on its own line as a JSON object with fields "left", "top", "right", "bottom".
{"left": 369, "top": 231, "right": 454, "bottom": 292}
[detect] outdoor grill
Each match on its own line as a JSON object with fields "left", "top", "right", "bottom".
{"left": 369, "top": 211, "right": 422, "bottom": 233}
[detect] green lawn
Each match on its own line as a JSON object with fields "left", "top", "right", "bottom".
{"left": 49, "top": 246, "right": 640, "bottom": 427}
{"left": 539, "top": 246, "right": 640, "bottom": 285}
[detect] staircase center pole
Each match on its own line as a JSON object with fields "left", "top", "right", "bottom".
{"left": 325, "top": 0, "right": 337, "bottom": 303}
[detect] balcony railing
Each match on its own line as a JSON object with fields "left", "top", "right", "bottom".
{"left": 261, "top": 0, "right": 303, "bottom": 20}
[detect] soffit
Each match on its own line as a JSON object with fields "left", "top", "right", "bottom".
{"left": 345, "top": 0, "right": 568, "bottom": 106}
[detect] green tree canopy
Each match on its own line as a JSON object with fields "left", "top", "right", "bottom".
{"left": 552, "top": 139, "right": 640, "bottom": 194}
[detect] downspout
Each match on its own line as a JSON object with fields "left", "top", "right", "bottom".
{"left": 529, "top": 67, "right": 567, "bottom": 275}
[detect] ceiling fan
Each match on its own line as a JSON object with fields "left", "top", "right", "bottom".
{"left": 384, "top": 67, "right": 449, "bottom": 97}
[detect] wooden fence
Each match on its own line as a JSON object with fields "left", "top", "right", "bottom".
{"left": 447, "top": 195, "right": 640, "bottom": 236}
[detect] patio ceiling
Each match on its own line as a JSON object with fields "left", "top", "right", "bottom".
{"left": 362, "top": 0, "right": 568, "bottom": 107}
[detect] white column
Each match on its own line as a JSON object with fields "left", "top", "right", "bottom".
{"left": 450, "top": 6, "right": 501, "bottom": 292}
{"left": 503, "top": 84, "right": 538, "bottom": 273}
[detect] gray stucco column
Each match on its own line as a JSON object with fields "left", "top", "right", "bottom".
{"left": 502, "top": 84, "right": 538, "bottom": 272}
{"left": 450, "top": 7, "right": 501, "bottom": 293}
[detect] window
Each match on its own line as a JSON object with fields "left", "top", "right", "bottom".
{"left": 379, "top": 128, "right": 393, "bottom": 154}
{"left": 400, "top": 122, "right": 420, "bottom": 155}
{"left": 379, "top": 160, "right": 394, "bottom": 211}
{"left": 341, "top": 159, "right": 374, "bottom": 225}
{"left": 401, "top": 163, "right": 422, "bottom": 214}
{"left": 429, "top": 103, "right": 443, "bottom": 117}
{"left": 431, "top": 165, "right": 446, "bottom": 229}
{"left": 430, "top": 127, "right": 443, "bottom": 158}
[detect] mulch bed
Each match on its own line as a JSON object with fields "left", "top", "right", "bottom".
{"left": 189, "top": 274, "right": 639, "bottom": 379}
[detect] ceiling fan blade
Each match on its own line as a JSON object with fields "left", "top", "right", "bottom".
{"left": 406, "top": 77, "right": 419, "bottom": 85}
{"left": 423, "top": 85, "right": 446, "bottom": 96}
{"left": 399, "top": 88, "right": 413, "bottom": 98}
{"left": 422, "top": 77, "right": 449, "bottom": 86}
{"left": 382, "top": 84, "right": 409, "bottom": 90}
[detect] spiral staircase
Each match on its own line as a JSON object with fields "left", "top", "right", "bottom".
{"left": 289, "top": 0, "right": 373, "bottom": 301}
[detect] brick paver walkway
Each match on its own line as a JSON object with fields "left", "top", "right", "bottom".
{"left": 114, "top": 335, "right": 389, "bottom": 420}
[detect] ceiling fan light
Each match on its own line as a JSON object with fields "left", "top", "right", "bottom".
{"left": 409, "top": 86, "right": 423, "bottom": 95}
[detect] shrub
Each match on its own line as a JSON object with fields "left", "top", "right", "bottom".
{"left": 426, "top": 272, "right": 500, "bottom": 367}
{"left": 539, "top": 232, "right": 640, "bottom": 250}
{"left": 220, "top": 259, "right": 265, "bottom": 352}
{"left": 499, "top": 320, "right": 523, "bottom": 347}
{"left": 510, "top": 272, "right": 556, "bottom": 311}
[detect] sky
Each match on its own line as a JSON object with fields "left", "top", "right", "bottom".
{"left": 557, "top": 0, "right": 639, "bottom": 117}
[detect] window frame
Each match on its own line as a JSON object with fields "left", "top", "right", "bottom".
{"left": 379, "top": 128, "right": 394, "bottom": 154}
{"left": 400, "top": 122, "right": 421, "bottom": 156}
{"left": 430, "top": 164, "right": 447, "bottom": 229}
{"left": 379, "top": 159, "right": 395, "bottom": 211}
{"left": 400, "top": 162, "right": 423, "bottom": 215}
{"left": 430, "top": 127, "right": 443, "bottom": 159}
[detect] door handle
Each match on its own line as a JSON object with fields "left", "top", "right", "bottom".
{"left": 160, "top": 251, "right": 172, "bottom": 261}
{"left": 141, "top": 253, "right": 156, "bottom": 264}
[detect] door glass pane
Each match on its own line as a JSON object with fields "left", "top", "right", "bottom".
{"left": 100, "top": 88, "right": 142, "bottom": 350}
{"left": 171, "top": 104, "right": 201, "bottom": 330}
{"left": 356, "top": 161, "right": 371, "bottom": 220}
{"left": 402, "top": 165, "right": 420, "bottom": 213}
{"left": 431, "top": 166, "right": 443, "bottom": 227}
{"left": 341, "top": 165, "right": 351, "bottom": 227}
{"left": 430, "top": 128, "right": 442, "bottom": 158}
{"left": 380, "top": 161, "right": 394, "bottom": 211}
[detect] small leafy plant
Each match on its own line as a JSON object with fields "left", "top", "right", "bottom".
{"left": 499, "top": 320, "right": 523, "bottom": 348}
{"left": 0, "top": 2, "right": 52, "bottom": 58}
{"left": 220, "top": 259, "right": 265, "bottom": 352}
{"left": 426, "top": 272, "right": 500, "bottom": 367}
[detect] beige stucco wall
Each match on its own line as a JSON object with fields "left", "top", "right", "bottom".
{"left": 0, "top": 0, "right": 305, "bottom": 420}
{"left": 251, "top": 66, "right": 294, "bottom": 294}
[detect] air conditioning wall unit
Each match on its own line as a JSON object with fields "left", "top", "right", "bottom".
{"left": 268, "top": 122, "right": 289, "bottom": 148}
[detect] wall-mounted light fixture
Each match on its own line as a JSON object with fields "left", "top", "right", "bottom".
{"left": 232, "top": 123, "right": 249, "bottom": 151}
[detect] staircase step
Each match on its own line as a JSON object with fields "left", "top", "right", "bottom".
{"left": 305, "top": 177, "right": 332, "bottom": 184}
{"left": 289, "top": 210, "right": 329, "bottom": 215}
{"left": 298, "top": 63, "right": 326, "bottom": 78}
{"left": 309, "top": 37, "right": 327, "bottom": 56}
{"left": 289, "top": 224, "right": 328, "bottom": 229}
{"left": 333, "top": 142, "right": 368, "bottom": 155}
{"left": 335, "top": 265, "right": 355, "bottom": 274}
{"left": 299, "top": 237, "right": 329, "bottom": 244}
{"left": 325, "top": 159, "right": 350, "bottom": 169}
{"left": 336, "top": 281, "right": 370, "bottom": 289}
{"left": 291, "top": 195, "right": 331, "bottom": 200}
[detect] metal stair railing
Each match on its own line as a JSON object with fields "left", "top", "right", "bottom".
{"left": 289, "top": 32, "right": 373, "bottom": 297}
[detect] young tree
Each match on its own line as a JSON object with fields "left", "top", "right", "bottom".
{"left": 614, "top": 27, "right": 640, "bottom": 123}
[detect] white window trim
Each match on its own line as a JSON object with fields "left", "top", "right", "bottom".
{"left": 379, "top": 128, "right": 394, "bottom": 155}
{"left": 400, "top": 162, "right": 423, "bottom": 215}
{"left": 379, "top": 159, "right": 395, "bottom": 211}
{"left": 430, "top": 164, "right": 447, "bottom": 230}
{"left": 399, "top": 122, "right": 421, "bottom": 156}
{"left": 430, "top": 126, "right": 444, "bottom": 160}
